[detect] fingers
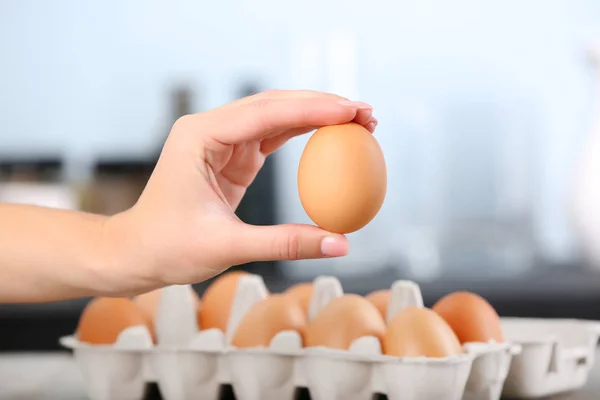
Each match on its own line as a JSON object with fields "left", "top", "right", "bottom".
{"left": 260, "top": 115, "right": 377, "bottom": 155}
{"left": 193, "top": 96, "right": 373, "bottom": 146}
{"left": 230, "top": 223, "right": 349, "bottom": 263}
{"left": 233, "top": 92, "right": 376, "bottom": 137}
{"left": 365, "top": 118, "right": 378, "bottom": 133}
{"left": 260, "top": 127, "right": 319, "bottom": 155}
{"left": 226, "top": 89, "right": 348, "bottom": 107}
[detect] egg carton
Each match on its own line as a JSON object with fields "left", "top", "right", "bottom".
{"left": 499, "top": 317, "right": 600, "bottom": 398}
{"left": 60, "top": 275, "right": 519, "bottom": 400}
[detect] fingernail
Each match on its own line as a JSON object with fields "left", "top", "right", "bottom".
{"left": 338, "top": 100, "right": 373, "bottom": 110}
{"left": 371, "top": 117, "right": 378, "bottom": 126}
{"left": 321, "top": 236, "right": 349, "bottom": 257}
{"left": 366, "top": 122, "right": 377, "bottom": 133}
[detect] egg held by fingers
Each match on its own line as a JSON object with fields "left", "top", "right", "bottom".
{"left": 297, "top": 123, "right": 387, "bottom": 234}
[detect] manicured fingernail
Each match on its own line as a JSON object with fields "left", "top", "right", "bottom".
{"left": 321, "top": 236, "right": 349, "bottom": 257}
{"left": 339, "top": 100, "right": 373, "bottom": 110}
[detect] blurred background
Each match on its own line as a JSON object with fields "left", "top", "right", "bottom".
{"left": 1, "top": 0, "right": 600, "bottom": 352}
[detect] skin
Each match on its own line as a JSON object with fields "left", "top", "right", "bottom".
{"left": 0, "top": 90, "right": 377, "bottom": 303}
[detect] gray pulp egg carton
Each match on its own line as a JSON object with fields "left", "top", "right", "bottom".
{"left": 499, "top": 317, "right": 600, "bottom": 398}
{"left": 59, "top": 274, "right": 598, "bottom": 400}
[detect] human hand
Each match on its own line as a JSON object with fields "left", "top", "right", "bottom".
{"left": 107, "top": 90, "right": 377, "bottom": 295}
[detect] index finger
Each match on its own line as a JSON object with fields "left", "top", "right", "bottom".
{"left": 222, "top": 89, "right": 348, "bottom": 108}
{"left": 193, "top": 96, "right": 373, "bottom": 147}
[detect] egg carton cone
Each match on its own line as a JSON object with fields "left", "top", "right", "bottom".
{"left": 59, "top": 326, "right": 153, "bottom": 400}
{"left": 140, "top": 283, "right": 202, "bottom": 385}
{"left": 150, "top": 283, "right": 229, "bottom": 400}
{"left": 500, "top": 317, "right": 600, "bottom": 398}
{"left": 462, "top": 341, "right": 519, "bottom": 400}
{"left": 224, "top": 274, "right": 305, "bottom": 400}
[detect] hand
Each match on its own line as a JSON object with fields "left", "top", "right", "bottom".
{"left": 108, "top": 90, "right": 377, "bottom": 294}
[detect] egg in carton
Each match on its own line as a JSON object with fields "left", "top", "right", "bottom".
{"left": 499, "top": 317, "right": 600, "bottom": 398}
{"left": 59, "top": 298, "right": 155, "bottom": 400}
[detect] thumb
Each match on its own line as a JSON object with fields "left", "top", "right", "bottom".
{"left": 232, "top": 223, "right": 349, "bottom": 263}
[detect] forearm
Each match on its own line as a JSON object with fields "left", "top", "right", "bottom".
{"left": 0, "top": 203, "right": 136, "bottom": 303}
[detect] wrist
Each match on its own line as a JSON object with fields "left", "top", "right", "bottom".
{"left": 96, "top": 208, "right": 159, "bottom": 296}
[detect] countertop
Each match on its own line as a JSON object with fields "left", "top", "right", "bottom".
{"left": 1, "top": 350, "right": 600, "bottom": 400}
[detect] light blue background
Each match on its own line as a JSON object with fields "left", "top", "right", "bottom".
{"left": 1, "top": 0, "right": 599, "bottom": 270}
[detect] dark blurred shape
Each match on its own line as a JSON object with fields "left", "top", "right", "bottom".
{"left": 219, "top": 384, "right": 236, "bottom": 400}
{"left": 145, "top": 383, "right": 162, "bottom": 400}
{"left": 237, "top": 82, "right": 261, "bottom": 99}
{"left": 173, "top": 85, "right": 194, "bottom": 119}
{"left": 79, "top": 159, "right": 153, "bottom": 215}
{"left": 152, "top": 84, "right": 196, "bottom": 163}
{"left": 225, "top": 384, "right": 314, "bottom": 400}
{"left": 295, "top": 387, "right": 312, "bottom": 400}
{"left": 0, "top": 157, "right": 63, "bottom": 183}
{"left": 0, "top": 298, "right": 89, "bottom": 351}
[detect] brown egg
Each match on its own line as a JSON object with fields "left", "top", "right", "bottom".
{"left": 77, "top": 297, "right": 153, "bottom": 345}
{"left": 199, "top": 271, "right": 250, "bottom": 332}
{"left": 383, "top": 307, "right": 463, "bottom": 358}
{"left": 297, "top": 123, "right": 387, "bottom": 234}
{"left": 284, "top": 283, "right": 313, "bottom": 315}
{"left": 365, "top": 289, "right": 390, "bottom": 319}
{"left": 432, "top": 291, "right": 503, "bottom": 344}
{"left": 231, "top": 294, "right": 307, "bottom": 348}
{"left": 305, "top": 294, "right": 386, "bottom": 350}
{"left": 134, "top": 289, "right": 163, "bottom": 320}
